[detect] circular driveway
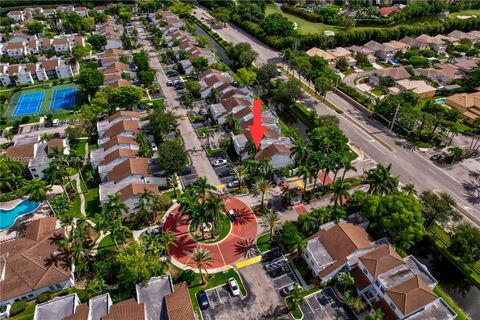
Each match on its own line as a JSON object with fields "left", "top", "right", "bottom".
{"left": 163, "top": 196, "right": 258, "bottom": 270}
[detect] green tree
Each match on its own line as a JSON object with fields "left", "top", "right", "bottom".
{"left": 186, "top": 80, "right": 202, "bottom": 98}
{"left": 49, "top": 194, "right": 71, "bottom": 216}
{"left": 72, "top": 44, "right": 91, "bottom": 61}
{"left": 420, "top": 191, "right": 460, "bottom": 228}
{"left": 106, "top": 85, "right": 144, "bottom": 110}
{"left": 237, "top": 67, "right": 257, "bottom": 86}
{"left": 366, "top": 309, "right": 385, "bottom": 320}
{"left": 189, "top": 247, "right": 213, "bottom": 285}
{"left": 25, "top": 179, "right": 50, "bottom": 202}
{"left": 450, "top": 224, "right": 480, "bottom": 264}
{"left": 227, "top": 42, "right": 258, "bottom": 68}
{"left": 346, "top": 297, "right": 366, "bottom": 314}
{"left": 138, "top": 69, "right": 155, "bottom": 87}
{"left": 0, "top": 155, "right": 24, "bottom": 192}
{"left": 195, "top": 35, "right": 209, "bottom": 48}
{"left": 330, "top": 179, "right": 350, "bottom": 207}
{"left": 357, "top": 192, "right": 425, "bottom": 250}
{"left": 255, "top": 63, "right": 278, "bottom": 88}
{"left": 364, "top": 164, "right": 399, "bottom": 195}
{"left": 336, "top": 57, "right": 349, "bottom": 72}
{"left": 252, "top": 177, "right": 274, "bottom": 209}
{"left": 26, "top": 21, "right": 44, "bottom": 35}
{"left": 211, "top": 7, "right": 231, "bottom": 27}
{"left": 116, "top": 242, "right": 167, "bottom": 289}
{"left": 261, "top": 13, "right": 295, "bottom": 36}
{"left": 157, "top": 140, "right": 188, "bottom": 189}
{"left": 315, "top": 76, "right": 333, "bottom": 99}
{"left": 272, "top": 79, "right": 302, "bottom": 105}
{"left": 275, "top": 222, "right": 304, "bottom": 253}
{"left": 465, "top": 67, "right": 480, "bottom": 91}
{"left": 260, "top": 210, "right": 281, "bottom": 242}
{"left": 78, "top": 68, "right": 104, "bottom": 102}
{"left": 191, "top": 57, "right": 209, "bottom": 71}
{"left": 148, "top": 108, "right": 176, "bottom": 142}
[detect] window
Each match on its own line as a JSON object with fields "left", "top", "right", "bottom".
{"left": 31, "top": 168, "right": 36, "bottom": 172}
{"left": 49, "top": 286, "right": 56, "bottom": 291}
{"left": 56, "top": 284, "right": 62, "bottom": 289}
{"left": 27, "top": 294, "right": 34, "bottom": 298}
{"left": 380, "top": 287, "right": 385, "bottom": 294}
{"left": 374, "top": 280, "right": 380, "bottom": 287}
{"left": 362, "top": 268, "right": 368, "bottom": 275}
{"left": 390, "top": 302, "right": 396, "bottom": 310}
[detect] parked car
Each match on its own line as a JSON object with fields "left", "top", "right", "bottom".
{"left": 430, "top": 154, "right": 443, "bottom": 161}
{"left": 174, "top": 83, "right": 185, "bottom": 90}
{"left": 268, "top": 265, "right": 290, "bottom": 278}
{"left": 197, "top": 290, "right": 209, "bottom": 310}
{"left": 277, "top": 68, "right": 283, "bottom": 76}
{"left": 262, "top": 248, "right": 282, "bottom": 262}
{"left": 227, "top": 179, "right": 239, "bottom": 188}
{"left": 227, "top": 209, "right": 236, "bottom": 222}
{"left": 166, "top": 69, "right": 178, "bottom": 77}
{"left": 211, "top": 159, "right": 227, "bottom": 166}
{"left": 166, "top": 80, "right": 173, "bottom": 86}
{"left": 52, "top": 119, "right": 59, "bottom": 127}
{"left": 280, "top": 284, "right": 296, "bottom": 296}
{"left": 228, "top": 277, "right": 240, "bottom": 296}
{"left": 151, "top": 142, "right": 158, "bottom": 152}
{"left": 218, "top": 170, "right": 231, "bottom": 178}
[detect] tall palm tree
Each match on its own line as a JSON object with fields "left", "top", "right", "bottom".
{"left": 330, "top": 179, "right": 350, "bottom": 207}
{"left": 179, "top": 187, "right": 198, "bottom": 215}
{"left": 189, "top": 247, "right": 213, "bottom": 285}
{"left": 293, "top": 236, "right": 308, "bottom": 255}
{"left": 160, "top": 231, "right": 176, "bottom": 255}
{"left": 260, "top": 210, "right": 281, "bottom": 242}
{"left": 206, "top": 196, "right": 225, "bottom": 238}
{"left": 401, "top": 183, "right": 417, "bottom": 196}
{"left": 364, "top": 164, "right": 399, "bottom": 195}
{"left": 44, "top": 160, "right": 70, "bottom": 200}
{"left": 25, "top": 179, "right": 50, "bottom": 202}
{"left": 192, "top": 177, "right": 213, "bottom": 199}
{"left": 297, "top": 164, "right": 312, "bottom": 195}
{"left": 233, "top": 165, "right": 248, "bottom": 191}
{"left": 252, "top": 177, "right": 274, "bottom": 209}
{"left": 341, "top": 157, "right": 357, "bottom": 181}
{"left": 291, "top": 139, "right": 309, "bottom": 166}
{"left": 102, "top": 193, "right": 129, "bottom": 220}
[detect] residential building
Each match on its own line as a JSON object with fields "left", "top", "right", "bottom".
{"left": 0, "top": 218, "right": 75, "bottom": 309}
{"left": 433, "top": 63, "right": 467, "bottom": 82}
{"left": 445, "top": 92, "right": 480, "bottom": 124}
{"left": 255, "top": 143, "right": 293, "bottom": 170}
{"left": 379, "top": 6, "right": 397, "bottom": 16}
{"left": 303, "top": 222, "right": 456, "bottom": 320}
{"left": 363, "top": 40, "right": 395, "bottom": 61}
{"left": 413, "top": 68, "right": 457, "bottom": 86}
{"left": 399, "top": 36, "right": 428, "bottom": 50}
{"left": 395, "top": 79, "right": 437, "bottom": 99}
{"left": 306, "top": 47, "right": 336, "bottom": 65}
{"left": 370, "top": 67, "right": 410, "bottom": 84}
{"left": 4, "top": 41, "right": 26, "bottom": 58}
{"left": 33, "top": 277, "right": 195, "bottom": 320}
{"left": 454, "top": 57, "right": 480, "bottom": 73}
{"left": 346, "top": 45, "right": 377, "bottom": 64}
{"left": 7, "top": 10, "right": 24, "bottom": 21}
{"left": 4, "top": 135, "right": 70, "bottom": 179}
{"left": 74, "top": 7, "right": 88, "bottom": 17}
{"left": 327, "top": 47, "right": 356, "bottom": 66}
{"left": 416, "top": 34, "right": 449, "bottom": 53}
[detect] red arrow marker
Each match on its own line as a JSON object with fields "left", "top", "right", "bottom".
{"left": 248, "top": 99, "right": 266, "bottom": 149}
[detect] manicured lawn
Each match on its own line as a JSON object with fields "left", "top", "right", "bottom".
{"left": 74, "top": 141, "right": 87, "bottom": 158}
{"left": 449, "top": 9, "right": 480, "bottom": 18}
{"left": 188, "top": 269, "right": 247, "bottom": 318}
{"left": 9, "top": 301, "right": 36, "bottom": 320}
{"left": 256, "top": 233, "right": 273, "bottom": 252}
{"left": 85, "top": 187, "right": 100, "bottom": 217}
{"left": 98, "top": 234, "right": 116, "bottom": 251}
{"left": 265, "top": 4, "right": 343, "bottom": 35}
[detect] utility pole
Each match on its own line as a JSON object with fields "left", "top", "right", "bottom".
{"left": 390, "top": 104, "right": 400, "bottom": 131}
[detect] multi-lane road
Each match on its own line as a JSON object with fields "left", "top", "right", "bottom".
{"left": 193, "top": 7, "right": 480, "bottom": 224}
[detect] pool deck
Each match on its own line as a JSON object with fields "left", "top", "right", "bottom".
{"left": 0, "top": 200, "right": 49, "bottom": 243}
{"left": 0, "top": 198, "right": 24, "bottom": 210}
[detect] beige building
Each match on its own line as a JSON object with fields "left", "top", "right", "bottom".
{"left": 395, "top": 79, "right": 437, "bottom": 99}
{"left": 445, "top": 92, "right": 480, "bottom": 124}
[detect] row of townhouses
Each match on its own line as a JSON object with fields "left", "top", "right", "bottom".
{"left": 159, "top": 11, "right": 294, "bottom": 170}
{"left": 97, "top": 48, "right": 134, "bottom": 87}
{"left": 307, "top": 30, "right": 480, "bottom": 65}
{"left": 95, "top": 16, "right": 123, "bottom": 50}
{"left": 303, "top": 221, "right": 457, "bottom": 320}
{"left": 32, "top": 275, "right": 194, "bottom": 320}
{"left": 0, "top": 57, "right": 79, "bottom": 86}
{"left": 91, "top": 111, "right": 167, "bottom": 213}
{"left": 7, "top": 6, "right": 89, "bottom": 21}
{"left": 0, "top": 34, "right": 85, "bottom": 58}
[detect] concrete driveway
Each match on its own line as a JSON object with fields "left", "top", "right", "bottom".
{"left": 201, "top": 263, "right": 290, "bottom": 319}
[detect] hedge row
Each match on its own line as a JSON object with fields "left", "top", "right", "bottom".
{"left": 337, "top": 82, "right": 374, "bottom": 109}
{"left": 231, "top": 13, "right": 480, "bottom": 51}
{"left": 281, "top": 4, "right": 324, "bottom": 23}
{"left": 188, "top": 15, "right": 231, "bottom": 50}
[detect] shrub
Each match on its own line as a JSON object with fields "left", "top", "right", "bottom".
{"left": 9, "top": 301, "right": 27, "bottom": 316}
{"left": 174, "top": 270, "right": 196, "bottom": 285}
{"left": 37, "top": 292, "right": 52, "bottom": 303}
{"left": 282, "top": 4, "right": 324, "bottom": 23}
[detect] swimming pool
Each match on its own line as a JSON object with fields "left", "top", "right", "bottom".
{"left": 0, "top": 200, "right": 39, "bottom": 230}
{"left": 436, "top": 98, "right": 446, "bottom": 104}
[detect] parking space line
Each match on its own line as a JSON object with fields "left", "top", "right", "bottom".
{"left": 216, "top": 244, "right": 228, "bottom": 267}
{"left": 229, "top": 233, "right": 247, "bottom": 241}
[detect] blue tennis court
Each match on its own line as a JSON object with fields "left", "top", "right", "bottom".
{"left": 13, "top": 92, "right": 44, "bottom": 116}
{"left": 50, "top": 87, "right": 77, "bottom": 110}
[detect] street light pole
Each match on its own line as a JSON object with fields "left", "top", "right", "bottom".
{"left": 390, "top": 104, "right": 400, "bottom": 131}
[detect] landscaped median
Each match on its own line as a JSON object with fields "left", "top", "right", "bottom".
{"left": 188, "top": 15, "right": 231, "bottom": 50}
{"left": 188, "top": 268, "right": 247, "bottom": 319}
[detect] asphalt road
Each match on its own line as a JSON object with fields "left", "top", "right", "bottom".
{"left": 193, "top": 7, "right": 480, "bottom": 224}
{"left": 134, "top": 18, "right": 221, "bottom": 187}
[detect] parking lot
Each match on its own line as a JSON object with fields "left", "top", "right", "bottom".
{"left": 301, "top": 288, "right": 357, "bottom": 320}
{"left": 200, "top": 260, "right": 296, "bottom": 320}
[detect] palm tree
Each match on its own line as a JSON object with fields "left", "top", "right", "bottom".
{"left": 141, "top": 230, "right": 163, "bottom": 255}
{"left": 288, "top": 284, "right": 305, "bottom": 305}
{"left": 252, "top": 177, "right": 274, "bottom": 209}
{"left": 192, "top": 177, "right": 213, "bottom": 199}
{"left": 401, "top": 183, "right": 417, "bottom": 196}
{"left": 44, "top": 160, "right": 70, "bottom": 200}
{"left": 179, "top": 187, "right": 198, "bottom": 215}
{"left": 102, "top": 193, "right": 129, "bottom": 220}
{"left": 260, "top": 210, "right": 281, "bottom": 242}
{"left": 364, "top": 164, "right": 399, "bottom": 195}
{"left": 206, "top": 196, "right": 225, "bottom": 238}
{"left": 25, "top": 179, "right": 50, "bottom": 202}
{"left": 366, "top": 308, "right": 385, "bottom": 320}
{"left": 293, "top": 235, "right": 307, "bottom": 255}
{"left": 233, "top": 165, "right": 248, "bottom": 191}
{"left": 3, "top": 129, "right": 14, "bottom": 141}
{"left": 291, "top": 139, "right": 309, "bottom": 166}
{"left": 297, "top": 164, "right": 312, "bottom": 195}
{"left": 330, "top": 179, "right": 350, "bottom": 207}
{"left": 134, "top": 197, "right": 149, "bottom": 225}
{"left": 341, "top": 157, "right": 357, "bottom": 181}
{"left": 160, "top": 231, "right": 176, "bottom": 255}
{"left": 189, "top": 247, "right": 213, "bottom": 285}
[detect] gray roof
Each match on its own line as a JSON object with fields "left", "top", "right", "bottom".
{"left": 378, "top": 263, "right": 418, "bottom": 289}
{"left": 89, "top": 293, "right": 111, "bottom": 320}
{"left": 404, "top": 255, "right": 437, "bottom": 287}
{"left": 307, "top": 238, "right": 334, "bottom": 268}
{"left": 34, "top": 293, "right": 78, "bottom": 320}
{"left": 406, "top": 298, "right": 457, "bottom": 320}
{"left": 136, "top": 276, "right": 173, "bottom": 320}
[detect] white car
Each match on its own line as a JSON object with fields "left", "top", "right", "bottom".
{"left": 151, "top": 142, "right": 158, "bottom": 151}
{"left": 228, "top": 277, "right": 240, "bottom": 296}
{"left": 211, "top": 159, "right": 227, "bottom": 167}
{"left": 52, "top": 119, "right": 59, "bottom": 127}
